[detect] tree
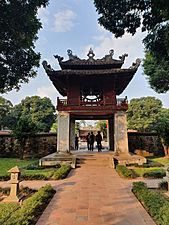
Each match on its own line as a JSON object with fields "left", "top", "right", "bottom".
{"left": 0, "top": 0, "right": 49, "bottom": 93}
{"left": 9, "top": 96, "right": 55, "bottom": 132}
{"left": 12, "top": 115, "right": 38, "bottom": 159}
{"left": 127, "top": 97, "right": 162, "bottom": 131}
{"left": 51, "top": 121, "right": 58, "bottom": 133}
{"left": 151, "top": 109, "right": 169, "bottom": 156}
{"left": 0, "top": 96, "right": 13, "bottom": 130}
{"left": 79, "top": 120, "right": 87, "bottom": 127}
{"left": 93, "top": 0, "right": 169, "bottom": 93}
{"left": 95, "top": 120, "right": 107, "bottom": 138}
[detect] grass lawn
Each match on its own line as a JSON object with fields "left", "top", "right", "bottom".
{"left": 147, "top": 156, "right": 169, "bottom": 166}
{"left": 0, "top": 158, "right": 38, "bottom": 176}
{"left": 132, "top": 167, "right": 165, "bottom": 177}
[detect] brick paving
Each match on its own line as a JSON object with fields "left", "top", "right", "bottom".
{"left": 34, "top": 153, "right": 156, "bottom": 225}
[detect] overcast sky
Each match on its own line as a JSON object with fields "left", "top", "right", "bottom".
{"left": 2, "top": 0, "right": 169, "bottom": 108}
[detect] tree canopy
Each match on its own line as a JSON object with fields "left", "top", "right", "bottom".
{"left": 9, "top": 96, "right": 56, "bottom": 132}
{"left": 0, "top": 96, "right": 13, "bottom": 130}
{"left": 95, "top": 120, "right": 107, "bottom": 138}
{"left": 93, "top": 0, "right": 169, "bottom": 93}
{"left": 0, "top": 0, "right": 49, "bottom": 93}
{"left": 127, "top": 97, "right": 162, "bottom": 131}
{"left": 151, "top": 108, "right": 169, "bottom": 155}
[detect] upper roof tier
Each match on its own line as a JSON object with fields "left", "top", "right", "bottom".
{"left": 54, "top": 49, "right": 128, "bottom": 70}
{"left": 42, "top": 49, "right": 141, "bottom": 96}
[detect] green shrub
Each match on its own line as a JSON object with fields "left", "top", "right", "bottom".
{"left": 21, "top": 173, "right": 50, "bottom": 180}
{"left": 24, "top": 163, "right": 44, "bottom": 170}
{"left": 21, "top": 168, "right": 55, "bottom": 180}
{"left": 0, "top": 175, "right": 10, "bottom": 181}
{"left": 0, "top": 203, "right": 20, "bottom": 224}
{"left": 0, "top": 187, "right": 10, "bottom": 195}
{"left": 116, "top": 165, "right": 137, "bottom": 178}
{"left": 159, "top": 181, "right": 168, "bottom": 191}
{"left": 5, "top": 185, "right": 56, "bottom": 225}
{"left": 52, "top": 164, "right": 71, "bottom": 180}
{"left": 148, "top": 160, "right": 163, "bottom": 167}
{"left": 128, "top": 161, "right": 163, "bottom": 168}
{"left": 133, "top": 182, "right": 169, "bottom": 225}
{"left": 143, "top": 170, "right": 166, "bottom": 178}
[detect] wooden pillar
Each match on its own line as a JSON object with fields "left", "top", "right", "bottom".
{"left": 108, "top": 117, "right": 114, "bottom": 151}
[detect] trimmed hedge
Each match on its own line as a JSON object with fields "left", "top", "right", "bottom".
{"left": 52, "top": 164, "right": 71, "bottom": 180}
{"left": 133, "top": 182, "right": 169, "bottom": 225}
{"left": 116, "top": 165, "right": 137, "bottom": 178}
{"left": 5, "top": 185, "right": 56, "bottom": 225}
{"left": 159, "top": 181, "right": 168, "bottom": 191}
{"left": 0, "top": 203, "right": 20, "bottom": 224}
{"left": 0, "top": 164, "right": 71, "bottom": 181}
{"left": 143, "top": 170, "right": 166, "bottom": 178}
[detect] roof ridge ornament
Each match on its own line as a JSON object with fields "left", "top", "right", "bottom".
{"left": 54, "top": 55, "right": 64, "bottom": 63}
{"left": 42, "top": 60, "right": 54, "bottom": 72}
{"left": 67, "top": 49, "right": 79, "bottom": 60}
{"left": 101, "top": 49, "right": 114, "bottom": 61}
{"left": 87, "top": 48, "right": 95, "bottom": 60}
{"left": 130, "top": 58, "right": 141, "bottom": 69}
{"left": 119, "top": 53, "right": 128, "bottom": 61}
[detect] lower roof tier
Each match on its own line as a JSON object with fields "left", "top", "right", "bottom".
{"left": 45, "top": 67, "right": 139, "bottom": 96}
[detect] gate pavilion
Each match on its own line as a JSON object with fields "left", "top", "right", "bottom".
{"left": 42, "top": 49, "right": 146, "bottom": 166}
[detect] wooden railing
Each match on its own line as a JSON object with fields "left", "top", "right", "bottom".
{"left": 57, "top": 97, "right": 128, "bottom": 110}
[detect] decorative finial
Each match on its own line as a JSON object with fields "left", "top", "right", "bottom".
{"left": 109, "top": 49, "right": 114, "bottom": 58}
{"left": 87, "top": 48, "right": 95, "bottom": 60}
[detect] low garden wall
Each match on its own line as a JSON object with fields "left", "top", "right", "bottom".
{"left": 128, "top": 132, "right": 164, "bottom": 156}
{"left": 0, "top": 133, "right": 57, "bottom": 158}
{"left": 0, "top": 132, "right": 164, "bottom": 158}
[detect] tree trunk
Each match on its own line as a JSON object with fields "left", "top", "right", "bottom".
{"left": 161, "top": 139, "right": 169, "bottom": 156}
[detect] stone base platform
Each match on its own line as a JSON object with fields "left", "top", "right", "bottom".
{"left": 39, "top": 152, "right": 76, "bottom": 168}
{"left": 113, "top": 153, "right": 147, "bottom": 167}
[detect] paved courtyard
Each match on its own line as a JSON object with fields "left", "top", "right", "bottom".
{"left": 34, "top": 152, "right": 156, "bottom": 225}
{"left": 0, "top": 151, "right": 159, "bottom": 225}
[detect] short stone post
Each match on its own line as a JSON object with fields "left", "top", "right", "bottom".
{"left": 166, "top": 167, "right": 169, "bottom": 192}
{"left": 4, "top": 166, "right": 21, "bottom": 202}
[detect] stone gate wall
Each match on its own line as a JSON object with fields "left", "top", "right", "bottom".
{"left": 0, "top": 132, "right": 164, "bottom": 158}
{"left": 128, "top": 132, "right": 164, "bottom": 156}
{"left": 0, "top": 133, "right": 57, "bottom": 158}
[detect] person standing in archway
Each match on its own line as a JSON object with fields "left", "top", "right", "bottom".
{"left": 89, "top": 132, "right": 95, "bottom": 151}
{"left": 75, "top": 134, "right": 79, "bottom": 150}
{"left": 96, "top": 131, "right": 102, "bottom": 152}
{"left": 86, "top": 132, "right": 90, "bottom": 150}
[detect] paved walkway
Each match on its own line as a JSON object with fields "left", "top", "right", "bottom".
{"left": 34, "top": 153, "right": 156, "bottom": 225}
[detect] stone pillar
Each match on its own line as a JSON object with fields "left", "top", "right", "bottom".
{"left": 107, "top": 120, "right": 109, "bottom": 150}
{"left": 70, "top": 116, "right": 75, "bottom": 150}
{"left": 114, "top": 111, "right": 129, "bottom": 155}
{"left": 57, "top": 111, "right": 70, "bottom": 153}
{"left": 108, "top": 117, "right": 114, "bottom": 151}
{"left": 4, "top": 166, "right": 20, "bottom": 203}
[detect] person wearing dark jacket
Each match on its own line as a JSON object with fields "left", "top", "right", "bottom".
{"left": 86, "top": 132, "right": 90, "bottom": 150}
{"left": 89, "top": 132, "right": 95, "bottom": 151}
{"left": 75, "top": 134, "right": 79, "bottom": 150}
{"left": 96, "top": 131, "right": 102, "bottom": 152}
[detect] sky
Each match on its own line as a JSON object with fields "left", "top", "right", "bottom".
{"left": 2, "top": 0, "right": 169, "bottom": 108}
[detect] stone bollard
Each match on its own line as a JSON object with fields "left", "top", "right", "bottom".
{"left": 4, "top": 166, "right": 21, "bottom": 203}
{"left": 166, "top": 167, "right": 169, "bottom": 192}
{"left": 162, "top": 165, "right": 169, "bottom": 192}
